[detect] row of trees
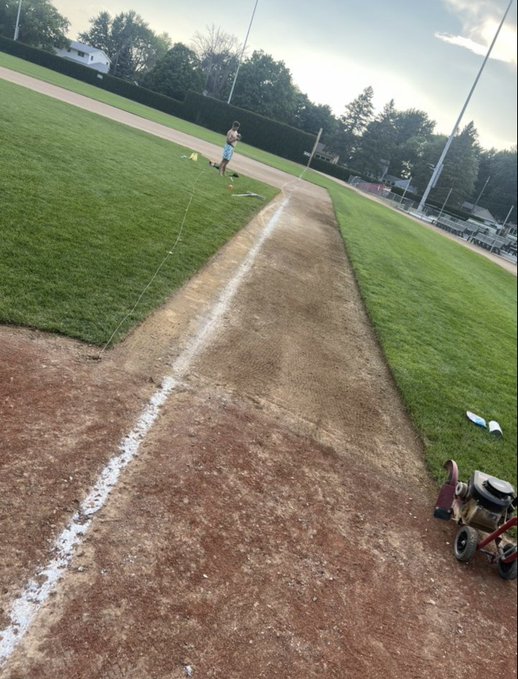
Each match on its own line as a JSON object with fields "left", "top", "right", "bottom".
{"left": 0, "top": 0, "right": 69, "bottom": 49}
{"left": 0, "top": 1, "right": 515, "bottom": 221}
{"left": 336, "top": 86, "right": 516, "bottom": 220}
{"left": 77, "top": 10, "right": 518, "bottom": 221}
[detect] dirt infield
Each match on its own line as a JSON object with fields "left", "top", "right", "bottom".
{"left": 0, "top": 71, "right": 516, "bottom": 678}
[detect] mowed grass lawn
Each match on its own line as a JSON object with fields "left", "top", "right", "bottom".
{"left": 328, "top": 185, "right": 517, "bottom": 487}
{"left": 0, "top": 51, "right": 304, "bottom": 174}
{"left": 0, "top": 61, "right": 516, "bottom": 488}
{"left": 0, "top": 79, "right": 277, "bottom": 345}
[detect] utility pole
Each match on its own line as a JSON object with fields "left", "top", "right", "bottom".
{"left": 490, "top": 205, "right": 514, "bottom": 251}
{"left": 473, "top": 175, "right": 491, "bottom": 208}
{"left": 228, "top": 0, "right": 259, "bottom": 105}
{"left": 501, "top": 205, "right": 515, "bottom": 231}
{"left": 438, "top": 187, "right": 454, "bottom": 221}
{"left": 417, "top": 0, "right": 514, "bottom": 214}
{"left": 13, "top": 0, "right": 22, "bottom": 40}
{"left": 401, "top": 176, "right": 412, "bottom": 200}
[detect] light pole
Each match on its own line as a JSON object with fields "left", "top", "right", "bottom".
{"left": 473, "top": 175, "right": 491, "bottom": 208}
{"left": 417, "top": 0, "right": 514, "bottom": 214}
{"left": 227, "top": 0, "right": 259, "bottom": 105}
{"left": 501, "top": 205, "right": 515, "bottom": 231}
{"left": 401, "top": 176, "right": 412, "bottom": 203}
{"left": 13, "top": 0, "right": 22, "bottom": 40}
{"left": 438, "top": 187, "right": 454, "bottom": 221}
{"left": 490, "top": 205, "right": 514, "bottom": 251}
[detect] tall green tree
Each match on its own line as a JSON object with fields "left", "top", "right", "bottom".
{"left": 389, "top": 109, "right": 435, "bottom": 177}
{"left": 293, "top": 93, "right": 339, "bottom": 137}
{"left": 79, "top": 10, "right": 170, "bottom": 80}
{"left": 141, "top": 43, "right": 204, "bottom": 99}
{"left": 231, "top": 50, "right": 299, "bottom": 124}
{"left": 330, "top": 86, "right": 374, "bottom": 163}
{"left": 472, "top": 147, "right": 517, "bottom": 222}
{"left": 414, "top": 122, "right": 480, "bottom": 209}
{"left": 191, "top": 25, "right": 240, "bottom": 99}
{"left": 0, "top": 0, "right": 69, "bottom": 50}
{"left": 352, "top": 99, "right": 398, "bottom": 177}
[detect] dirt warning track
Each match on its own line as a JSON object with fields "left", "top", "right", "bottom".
{"left": 0, "top": 70, "right": 516, "bottom": 678}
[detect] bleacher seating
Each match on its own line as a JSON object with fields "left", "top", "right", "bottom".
{"left": 434, "top": 218, "right": 515, "bottom": 260}
{"left": 435, "top": 218, "right": 474, "bottom": 239}
{"left": 471, "top": 233, "right": 507, "bottom": 254}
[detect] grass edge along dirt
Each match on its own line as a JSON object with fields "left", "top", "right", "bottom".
{"left": 328, "top": 184, "right": 517, "bottom": 489}
{"left": 0, "top": 51, "right": 304, "bottom": 174}
{"left": 1, "top": 56, "right": 516, "bottom": 488}
{"left": 0, "top": 79, "right": 278, "bottom": 346}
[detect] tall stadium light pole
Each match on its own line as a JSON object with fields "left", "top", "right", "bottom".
{"left": 13, "top": 0, "right": 22, "bottom": 40}
{"left": 417, "top": 0, "right": 514, "bottom": 214}
{"left": 227, "top": 0, "right": 259, "bottom": 105}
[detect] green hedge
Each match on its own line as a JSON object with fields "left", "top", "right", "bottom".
{"left": 183, "top": 91, "right": 316, "bottom": 164}
{"left": 0, "top": 35, "right": 186, "bottom": 117}
{"left": 0, "top": 36, "right": 317, "bottom": 165}
{"left": 309, "top": 159, "right": 373, "bottom": 183}
{"left": 309, "top": 158, "right": 351, "bottom": 182}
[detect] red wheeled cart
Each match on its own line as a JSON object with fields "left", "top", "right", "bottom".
{"left": 434, "top": 459, "right": 517, "bottom": 580}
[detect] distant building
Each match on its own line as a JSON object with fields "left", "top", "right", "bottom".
{"left": 55, "top": 41, "right": 111, "bottom": 74}
{"left": 462, "top": 202, "right": 498, "bottom": 227}
{"left": 314, "top": 143, "right": 339, "bottom": 165}
{"left": 384, "top": 174, "right": 417, "bottom": 194}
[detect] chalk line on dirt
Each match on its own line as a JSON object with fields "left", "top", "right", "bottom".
{"left": 0, "top": 196, "right": 290, "bottom": 666}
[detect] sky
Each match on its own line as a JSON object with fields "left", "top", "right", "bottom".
{"left": 51, "top": 0, "right": 517, "bottom": 150}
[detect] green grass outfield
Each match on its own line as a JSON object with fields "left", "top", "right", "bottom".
{"left": 328, "top": 185, "right": 516, "bottom": 487}
{"left": 0, "top": 51, "right": 303, "bottom": 173}
{"left": 1, "top": 58, "right": 516, "bottom": 488}
{"left": 0, "top": 79, "right": 277, "bottom": 345}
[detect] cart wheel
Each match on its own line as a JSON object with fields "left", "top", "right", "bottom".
{"left": 454, "top": 526, "right": 479, "bottom": 563}
{"left": 498, "top": 545, "right": 517, "bottom": 581}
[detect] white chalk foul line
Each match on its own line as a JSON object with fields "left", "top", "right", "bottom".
{"left": 0, "top": 197, "right": 289, "bottom": 665}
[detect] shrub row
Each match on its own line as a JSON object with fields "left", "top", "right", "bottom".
{"left": 183, "top": 91, "right": 316, "bottom": 162}
{"left": 0, "top": 36, "right": 316, "bottom": 165}
{"left": 0, "top": 35, "right": 186, "bottom": 117}
{"left": 309, "top": 158, "right": 374, "bottom": 184}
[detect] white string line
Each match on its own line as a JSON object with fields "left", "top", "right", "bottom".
{"left": 98, "top": 166, "right": 206, "bottom": 357}
{"left": 0, "top": 194, "right": 290, "bottom": 667}
{"left": 98, "top": 154, "right": 306, "bottom": 357}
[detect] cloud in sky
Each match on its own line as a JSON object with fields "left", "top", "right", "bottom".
{"left": 49, "top": 0, "right": 517, "bottom": 149}
{"left": 438, "top": 0, "right": 517, "bottom": 65}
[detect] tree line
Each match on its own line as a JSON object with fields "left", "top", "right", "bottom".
{"left": 0, "top": 0, "right": 515, "bottom": 221}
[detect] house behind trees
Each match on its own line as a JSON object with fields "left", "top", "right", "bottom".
{"left": 55, "top": 41, "right": 110, "bottom": 74}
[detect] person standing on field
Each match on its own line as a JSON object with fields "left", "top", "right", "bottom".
{"left": 220, "top": 121, "right": 241, "bottom": 176}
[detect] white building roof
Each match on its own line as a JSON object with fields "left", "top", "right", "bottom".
{"left": 69, "top": 41, "right": 110, "bottom": 61}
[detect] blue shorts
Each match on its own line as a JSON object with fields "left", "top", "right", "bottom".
{"left": 222, "top": 144, "right": 234, "bottom": 161}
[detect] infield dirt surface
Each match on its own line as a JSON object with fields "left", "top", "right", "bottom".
{"left": 0, "top": 69, "right": 516, "bottom": 679}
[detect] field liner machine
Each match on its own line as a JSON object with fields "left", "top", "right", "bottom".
{"left": 434, "top": 459, "right": 517, "bottom": 580}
